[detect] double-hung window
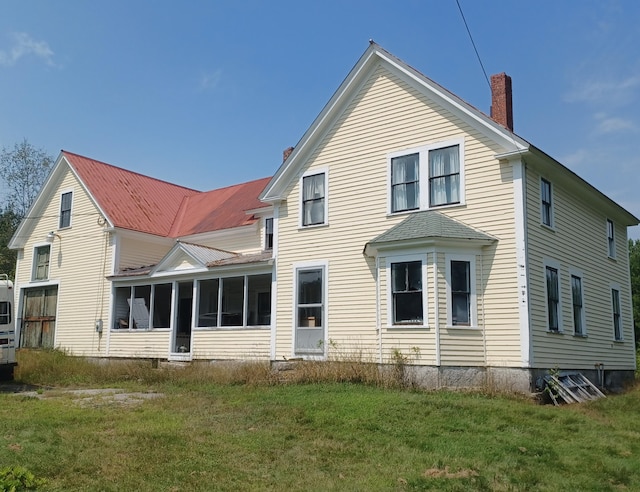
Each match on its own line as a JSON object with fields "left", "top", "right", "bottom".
{"left": 301, "top": 172, "right": 326, "bottom": 226}
{"left": 541, "top": 178, "right": 552, "bottom": 227}
{"left": 59, "top": 191, "right": 72, "bottom": 229}
{"left": 445, "top": 254, "right": 476, "bottom": 327}
{"left": 391, "top": 261, "right": 423, "bottom": 325}
{"left": 391, "top": 154, "right": 419, "bottom": 212}
{"left": 429, "top": 145, "right": 461, "bottom": 207}
{"left": 295, "top": 266, "right": 325, "bottom": 354}
{"left": 389, "top": 140, "right": 463, "bottom": 213}
{"left": 265, "top": 218, "right": 274, "bottom": 250}
{"left": 33, "top": 245, "right": 50, "bottom": 281}
{"left": 606, "top": 219, "right": 615, "bottom": 258}
{"left": 450, "top": 260, "right": 471, "bottom": 326}
{"left": 571, "top": 274, "right": 584, "bottom": 335}
{"left": 545, "top": 265, "right": 560, "bottom": 332}
{"left": 611, "top": 288, "right": 622, "bottom": 341}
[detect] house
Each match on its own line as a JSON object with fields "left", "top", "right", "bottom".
{"left": 9, "top": 42, "right": 638, "bottom": 391}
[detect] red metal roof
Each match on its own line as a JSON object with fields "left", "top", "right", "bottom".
{"left": 63, "top": 151, "right": 271, "bottom": 237}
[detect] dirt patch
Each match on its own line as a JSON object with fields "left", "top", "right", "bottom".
{"left": 12, "top": 388, "right": 163, "bottom": 407}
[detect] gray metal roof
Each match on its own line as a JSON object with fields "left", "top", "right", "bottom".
{"left": 179, "top": 241, "right": 237, "bottom": 264}
{"left": 368, "top": 211, "right": 496, "bottom": 246}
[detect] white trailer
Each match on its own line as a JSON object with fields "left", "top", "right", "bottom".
{"left": 0, "top": 274, "right": 17, "bottom": 380}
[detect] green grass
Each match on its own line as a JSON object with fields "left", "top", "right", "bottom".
{"left": 1, "top": 350, "right": 639, "bottom": 491}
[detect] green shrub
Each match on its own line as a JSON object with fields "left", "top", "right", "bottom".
{"left": 0, "top": 466, "right": 45, "bottom": 491}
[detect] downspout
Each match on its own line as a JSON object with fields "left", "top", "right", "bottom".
{"left": 434, "top": 252, "right": 440, "bottom": 367}
{"left": 481, "top": 252, "right": 487, "bottom": 366}
{"left": 269, "top": 202, "right": 280, "bottom": 361}
{"left": 376, "top": 256, "right": 382, "bottom": 364}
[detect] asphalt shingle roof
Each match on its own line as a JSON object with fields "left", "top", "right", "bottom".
{"left": 368, "top": 211, "right": 496, "bottom": 245}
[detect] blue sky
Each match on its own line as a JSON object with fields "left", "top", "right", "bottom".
{"left": 1, "top": 0, "right": 639, "bottom": 238}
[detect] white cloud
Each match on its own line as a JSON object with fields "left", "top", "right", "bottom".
{"left": 0, "top": 32, "right": 56, "bottom": 67}
{"left": 199, "top": 69, "right": 222, "bottom": 90}
{"left": 565, "top": 74, "right": 640, "bottom": 105}
{"left": 594, "top": 113, "right": 638, "bottom": 134}
{"left": 561, "top": 148, "right": 590, "bottom": 168}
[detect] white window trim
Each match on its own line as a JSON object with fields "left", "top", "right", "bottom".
{"left": 540, "top": 177, "right": 554, "bottom": 229}
{"left": 568, "top": 267, "right": 586, "bottom": 337}
{"left": 543, "top": 258, "right": 563, "bottom": 333}
{"left": 292, "top": 260, "right": 328, "bottom": 359}
{"left": 385, "top": 253, "right": 428, "bottom": 328}
{"left": 387, "top": 137, "right": 465, "bottom": 215}
{"left": 58, "top": 188, "right": 74, "bottom": 230}
{"left": 606, "top": 219, "right": 616, "bottom": 259}
{"left": 299, "top": 168, "right": 329, "bottom": 228}
{"left": 610, "top": 282, "right": 623, "bottom": 342}
{"left": 264, "top": 216, "right": 274, "bottom": 250}
{"left": 445, "top": 253, "right": 477, "bottom": 328}
{"left": 31, "top": 242, "right": 52, "bottom": 282}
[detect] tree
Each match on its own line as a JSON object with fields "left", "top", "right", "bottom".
{"left": 629, "top": 239, "right": 640, "bottom": 346}
{"left": 0, "top": 208, "right": 20, "bottom": 278}
{"left": 0, "top": 139, "right": 54, "bottom": 218}
{"left": 0, "top": 139, "right": 54, "bottom": 279}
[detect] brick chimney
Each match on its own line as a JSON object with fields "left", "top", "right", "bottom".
{"left": 283, "top": 146, "right": 294, "bottom": 163}
{"left": 490, "top": 73, "right": 513, "bottom": 132}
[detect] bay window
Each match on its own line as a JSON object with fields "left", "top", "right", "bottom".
{"left": 391, "top": 261, "right": 423, "bottom": 324}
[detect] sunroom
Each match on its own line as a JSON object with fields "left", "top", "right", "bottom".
{"left": 108, "top": 242, "right": 273, "bottom": 361}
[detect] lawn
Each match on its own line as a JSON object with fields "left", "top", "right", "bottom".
{"left": 0, "top": 350, "right": 639, "bottom": 491}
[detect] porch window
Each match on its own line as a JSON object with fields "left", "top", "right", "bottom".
{"left": 198, "top": 279, "right": 219, "bottom": 327}
{"left": 247, "top": 274, "right": 271, "bottom": 326}
{"left": 113, "top": 282, "right": 171, "bottom": 330}
{"left": 221, "top": 276, "right": 244, "bottom": 326}
{"left": 33, "top": 245, "right": 50, "bottom": 281}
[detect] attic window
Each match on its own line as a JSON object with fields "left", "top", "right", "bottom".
{"left": 59, "top": 191, "right": 72, "bottom": 229}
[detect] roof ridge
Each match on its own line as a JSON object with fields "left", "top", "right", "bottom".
{"left": 62, "top": 150, "right": 200, "bottom": 193}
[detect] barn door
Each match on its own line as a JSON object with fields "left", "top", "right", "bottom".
{"left": 21, "top": 286, "right": 58, "bottom": 348}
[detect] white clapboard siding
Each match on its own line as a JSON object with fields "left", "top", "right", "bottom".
{"left": 192, "top": 329, "right": 271, "bottom": 359}
{"left": 274, "top": 64, "right": 522, "bottom": 365}
{"left": 15, "top": 167, "right": 114, "bottom": 356}
{"left": 525, "top": 166, "right": 635, "bottom": 369}
{"left": 108, "top": 330, "right": 171, "bottom": 358}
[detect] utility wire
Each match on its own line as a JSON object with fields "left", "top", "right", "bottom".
{"left": 455, "top": 0, "right": 491, "bottom": 91}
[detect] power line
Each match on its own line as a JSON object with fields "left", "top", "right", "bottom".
{"left": 455, "top": 0, "right": 491, "bottom": 91}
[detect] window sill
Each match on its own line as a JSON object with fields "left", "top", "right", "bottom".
{"left": 612, "top": 339, "right": 625, "bottom": 344}
{"left": 298, "top": 222, "right": 329, "bottom": 231}
{"left": 193, "top": 326, "right": 271, "bottom": 331}
{"left": 607, "top": 255, "right": 617, "bottom": 262}
{"left": 387, "top": 203, "right": 465, "bottom": 217}
{"left": 386, "top": 324, "right": 430, "bottom": 330}
{"left": 540, "top": 223, "right": 556, "bottom": 232}
{"left": 111, "top": 328, "right": 170, "bottom": 332}
{"left": 445, "top": 325, "right": 480, "bottom": 330}
{"left": 546, "top": 329, "right": 563, "bottom": 335}
{"left": 573, "top": 333, "right": 587, "bottom": 338}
